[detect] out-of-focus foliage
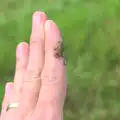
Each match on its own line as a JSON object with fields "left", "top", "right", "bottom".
{"left": 1, "top": 0, "right": 120, "bottom": 119}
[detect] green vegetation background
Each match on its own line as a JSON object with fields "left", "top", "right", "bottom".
{"left": 1, "top": 0, "right": 120, "bottom": 119}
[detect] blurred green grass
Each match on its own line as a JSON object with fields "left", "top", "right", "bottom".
{"left": 1, "top": 0, "right": 120, "bottom": 119}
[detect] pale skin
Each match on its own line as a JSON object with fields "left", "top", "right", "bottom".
{"left": 0, "top": 11, "right": 66, "bottom": 120}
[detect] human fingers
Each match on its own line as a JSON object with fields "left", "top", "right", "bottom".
{"left": 33, "top": 20, "right": 66, "bottom": 120}
{"left": 1, "top": 42, "right": 29, "bottom": 118}
{"left": 14, "top": 42, "right": 29, "bottom": 97}
{"left": 1, "top": 82, "right": 13, "bottom": 115}
{"left": 18, "top": 11, "right": 47, "bottom": 118}
{"left": 1, "top": 42, "right": 29, "bottom": 113}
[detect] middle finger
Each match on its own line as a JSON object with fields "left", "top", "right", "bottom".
{"left": 19, "top": 11, "right": 47, "bottom": 118}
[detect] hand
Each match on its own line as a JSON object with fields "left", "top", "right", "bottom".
{"left": 0, "top": 11, "right": 66, "bottom": 120}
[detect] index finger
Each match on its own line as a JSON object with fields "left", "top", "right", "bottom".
{"left": 33, "top": 20, "right": 66, "bottom": 120}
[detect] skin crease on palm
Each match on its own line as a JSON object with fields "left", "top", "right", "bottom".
{"left": 0, "top": 11, "right": 67, "bottom": 120}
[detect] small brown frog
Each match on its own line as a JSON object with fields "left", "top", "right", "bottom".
{"left": 54, "top": 41, "right": 64, "bottom": 58}
{"left": 54, "top": 41, "right": 66, "bottom": 65}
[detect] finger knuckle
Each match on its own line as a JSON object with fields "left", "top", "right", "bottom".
{"left": 30, "top": 34, "right": 41, "bottom": 43}
{"left": 25, "top": 68, "right": 42, "bottom": 82}
{"left": 16, "top": 63, "right": 26, "bottom": 70}
{"left": 30, "top": 29, "right": 44, "bottom": 42}
{"left": 41, "top": 74, "right": 57, "bottom": 83}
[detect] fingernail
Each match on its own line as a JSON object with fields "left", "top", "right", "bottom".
{"left": 16, "top": 44, "right": 22, "bottom": 59}
{"left": 32, "top": 12, "right": 46, "bottom": 29}
{"left": 45, "top": 20, "right": 52, "bottom": 31}
{"left": 33, "top": 13, "right": 41, "bottom": 24}
{"left": 16, "top": 42, "right": 28, "bottom": 59}
{"left": 5, "top": 83, "right": 13, "bottom": 97}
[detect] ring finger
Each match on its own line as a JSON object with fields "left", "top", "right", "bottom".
{"left": 1, "top": 42, "right": 29, "bottom": 116}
